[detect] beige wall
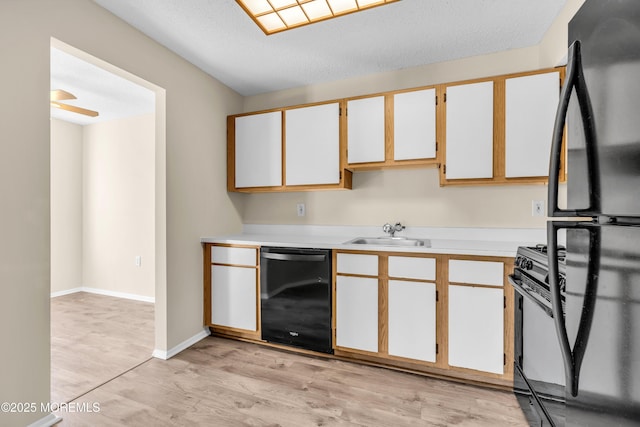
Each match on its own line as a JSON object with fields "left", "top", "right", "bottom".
{"left": 240, "top": 2, "right": 580, "bottom": 229}
{"left": 51, "top": 119, "right": 83, "bottom": 294}
{"left": 0, "top": 0, "right": 243, "bottom": 424}
{"left": 539, "top": 0, "right": 586, "bottom": 67}
{"left": 83, "top": 114, "right": 155, "bottom": 298}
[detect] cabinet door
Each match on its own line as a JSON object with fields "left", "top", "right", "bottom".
{"left": 347, "top": 96, "right": 385, "bottom": 164}
{"left": 211, "top": 265, "right": 257, "bottom": 331}
{"left": 285, "top": 103, "right": 340, "bottom": 186}
{"left": 448, "top": 285, "right": 504, "bottom": 374}
{"left": 505, "top": 71, "right": 560, "bottom": 178}
{"left": 235, "top": 111, "right": 282, "bottom": 188}
{"left": 394, "top": 89, "right": 436, "bottom": 161}
{"left": 445, "top": 81, "right": 494, "bottom": 179}
{"left": 388, "top": 280, "right": 436, "bottom": 362}
{"left": 336, "top": 275, "right": 378, "bottom": 352}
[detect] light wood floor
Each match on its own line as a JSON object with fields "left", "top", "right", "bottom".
{"left": 58, "top": 336, "right": 528, "bottom": 426}
{"left": 51, "top": 292, "right": 154, "bottom": 404}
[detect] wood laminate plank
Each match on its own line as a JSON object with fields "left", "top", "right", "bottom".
{"left": 51, "top": 292, "right": 154, "bottom": 404}
{"left": 58, "top": 337, "right": 527, "bottom": 426}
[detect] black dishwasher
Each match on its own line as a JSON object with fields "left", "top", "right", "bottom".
{"left": 260, "top": 247, "right": 333, "bottom": 354}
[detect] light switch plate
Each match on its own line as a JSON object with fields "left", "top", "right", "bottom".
{"left": 297, "top": 203, "right": 305, "bottom": 217}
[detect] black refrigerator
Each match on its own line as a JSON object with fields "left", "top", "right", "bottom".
{"left": 547, "top": 0, "right": 640, "bottom": 425}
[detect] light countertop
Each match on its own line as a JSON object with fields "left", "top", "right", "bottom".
{"left": 201, "top": 224, "right": 547, "bottom": 258}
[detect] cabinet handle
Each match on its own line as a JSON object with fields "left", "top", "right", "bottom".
{"left": 548, "top": 41, "right": 600, "bottom": 217}
{"left": 261, "top": 253, "right": 326, "bottom": 262}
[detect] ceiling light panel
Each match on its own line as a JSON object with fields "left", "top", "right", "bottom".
{"left": 269, "top": 0, "right": 299, "bottom": 9}
{"left": 257, "top": 12, "right": 287, "bottom": 32}
{"left": 237, "top": 0, "right": 400, "bottom": 35}
{"left": 279, "top": 6, "right": 309, "bottom": 26}
{"left": 301, "top": 1, "right": 333, "bottom": 20}
{"left": 327, "top": 0, "right": 358, "bottom": 14}
{"left": 241, "top": 0, "right": 273, "bottom": 15}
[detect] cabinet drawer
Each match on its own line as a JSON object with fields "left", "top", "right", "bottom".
{"left": 212, "top": 246, "right": 257, "bottom": 266}
{"left": 448, "top": 259, "right": 503, "bottom": 286}
{"left": 388, "top": 256, "right": 436, "bottom": 281}
{"left": 336, "top": 253, "right": 378, "bottom": 276}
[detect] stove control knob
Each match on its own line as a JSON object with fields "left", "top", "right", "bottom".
{"left": 515, "top": 256, "right": 522, "bottom": 267}
{"left": 559, "top": 277, "right": 566, "bottom": 293}
{"left": 525, "top": 260, "right": 533, "bottom": 270}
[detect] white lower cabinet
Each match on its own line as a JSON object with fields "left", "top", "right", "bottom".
{"left": 448, "top": 285, "right": 504, "bottom": 374}
{"left": 388, "top": 280, "right": 436, "bottom": 362}
{"left": 211, "top": 265, "right": 257, "bottom": 331}
{"left": 336, "top": 275, "right": 378, "bottom": 352}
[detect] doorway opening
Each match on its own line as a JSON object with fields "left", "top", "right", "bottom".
{"left": 49, "top": 38, "right": 166, "bottom": 404}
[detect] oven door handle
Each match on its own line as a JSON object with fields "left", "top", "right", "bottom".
{"left": 508, "top": 275, "right": 554, "bottom": 318}
{"left": 547, "top": 221, "right": 601, "bottom": 397}
{"left": 548, "top": 40, "right": 600, "bottom": 217}
{"left": 261, "top": 252, "right": 327, "bottom": 262}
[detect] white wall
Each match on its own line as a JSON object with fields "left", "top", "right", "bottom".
{"left": 0, "top": 1, "right": 243, "bottom": 425}
{"left": 83, "top": 114, "right": 155, "bottom": 299}
{"left": 51, "top": 119, "right": 83, "bottom": 294}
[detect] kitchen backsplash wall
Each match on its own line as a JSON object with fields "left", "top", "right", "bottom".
{"left": 240, "top": 168, "right": 566, "bottom": 228}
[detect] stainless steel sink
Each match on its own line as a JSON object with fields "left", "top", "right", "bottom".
{"left": 345, "top": 236, "right": 431, "bottom": 247}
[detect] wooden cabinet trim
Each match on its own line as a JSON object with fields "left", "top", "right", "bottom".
{"left": 443, "top": 254, "right": 514, "bottom": 382}
{"left": 230, "top": 67, "right": 565, "bottom": 191}
{"left": 447, "top": 282, "right": 503, "bottom": 289}
{"left": 203, "top": 243, "right": 212, "bottom": 328}
{"left": 205, "top": 243, "right": 261, "bottom": 337}
{"left": 229, "top": 101, "right": 351, "bottom": 193}
{"left": 209, "top": 325, "right": 261, "bottom": 341}
{"left": 206, "top": 247, "right": 516, "bottom": 386}
{"left": 439, "top": 67, "right": 566, "bottom": 186}
{"left": 378, "top": 256, "right": 388, "bottom": 355}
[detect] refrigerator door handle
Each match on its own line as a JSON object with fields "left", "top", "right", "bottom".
{"left": 548, "top": 41, "right": 601, "bottom": 217}
{"left": 547, "top": 221, "right": 601, "bottom": 397}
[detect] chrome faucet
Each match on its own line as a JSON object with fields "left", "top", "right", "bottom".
{"left": 382, "top": 222, "right": 405, "bottom": 237}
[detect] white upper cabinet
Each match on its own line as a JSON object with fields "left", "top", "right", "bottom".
{"left": 235, "top": 111, "right": 282, "bottom": 188}
{"left": 505, "top": 71, "right": 560, "bottom": 178}
{"left": 445, "top": 81, "right": 494, "bottom": 179}
{"left": 285, "top": 103, "right": 340, "bottom": 186}
{"left": 347, "top": 96, "right": 386, "bottom": 164}
{"left": 393, "top": 89, "right": 437, "bottom": 161}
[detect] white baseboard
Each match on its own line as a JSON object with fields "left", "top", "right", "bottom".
{"left": 27, "top": 413, "right": 62, "bottom": 427}
{"left": 50, "top": 287, "right": 83, "bottom": 298}
{"left": 51, "top": 286, "right": 154, "bottom": 303}
{"left": 153, "top": 328, "right": 210, "bottom": 360}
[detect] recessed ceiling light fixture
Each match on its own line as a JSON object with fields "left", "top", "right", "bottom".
{"left": 237, "top": 0, "right": 400, "bottom": 35}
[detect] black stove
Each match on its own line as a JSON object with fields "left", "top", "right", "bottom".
{"left": 512, "top": 245, "right": 566, "bottom": 317}
{"left": 509, "top": 245, "right": 568, "bottom": 426}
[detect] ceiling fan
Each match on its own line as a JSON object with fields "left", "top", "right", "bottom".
{"left": 50, "top": 89, "right": 99, "bottom": 117}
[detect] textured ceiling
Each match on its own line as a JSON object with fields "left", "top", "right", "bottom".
{"left": 92, "top": 0, "right": 568, "bottom": 97}
{"left": 50, "top": 47, "right": 155, "bottom": 126}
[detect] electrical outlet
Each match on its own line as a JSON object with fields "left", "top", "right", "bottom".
{"left": 135, "top": 255, "right": 142, "bottom": 267}
{"left": 532, "top": 200, "right": 545, "bottom": 217}
{"left": 296, "top": 203, "right": 305, "bottom": 217}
